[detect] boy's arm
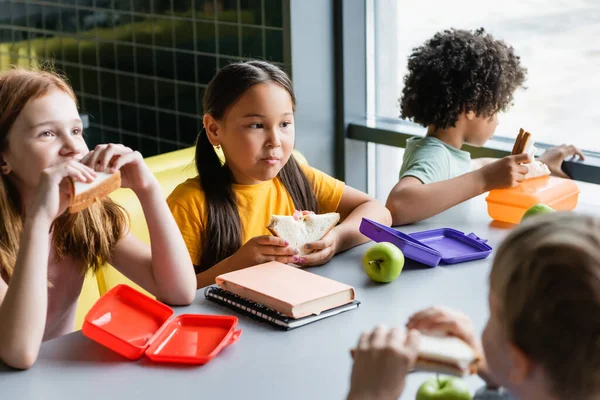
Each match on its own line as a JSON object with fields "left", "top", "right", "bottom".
{"left": 386, "top": 173, "right": 486, "bottom": 226}
{"left": 387, "top": 154, "right": 530, "bottom": 226}
{"left": 472, "top": 157, "right": 498, "bottom": 170}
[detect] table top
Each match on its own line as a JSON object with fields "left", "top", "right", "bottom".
{"left": 2, "top": 182, "right": 599, "bottom": 400}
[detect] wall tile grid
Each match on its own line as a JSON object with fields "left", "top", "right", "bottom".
{"left": 0, "top": 0, "right": 286, "bottom": 155}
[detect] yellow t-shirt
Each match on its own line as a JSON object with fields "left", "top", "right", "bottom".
{"left": 167, "top": 166, "right": 345, "bottom": 267}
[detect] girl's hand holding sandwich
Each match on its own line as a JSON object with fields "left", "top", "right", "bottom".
{"left": 80, "top": 143, "right": 158, "bottom": 194}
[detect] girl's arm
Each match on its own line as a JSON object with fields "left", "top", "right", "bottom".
{"left": 110, "top": 180, "right": 196, "bottom": 305}
{"left": 0, "top": 216, "right": 51, "bottom": 369}
{"left": 84, "top": 145, "right": 196, "bottom": 305}
{"left": 333, "top": 185, "right": 392, "bottom": 252}
{"left": 0, "top": 161, "right": 97, "bottom": 369}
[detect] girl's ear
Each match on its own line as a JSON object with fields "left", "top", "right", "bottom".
{"left": 466, "top": 110, "right": 476, "bottom": 120}
{"left": 0, "top": 158, "right": 11, "bottom": 175}
{"left": 203, "top": 114, "right": 221, "bottom": 147}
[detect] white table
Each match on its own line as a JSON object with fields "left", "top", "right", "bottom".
{"left": 2, "top": 183, "right": 599, "bottom": 400}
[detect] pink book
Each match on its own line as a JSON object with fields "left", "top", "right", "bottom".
{"left": 215, "top": 261, "right": 356, "bottom": 319}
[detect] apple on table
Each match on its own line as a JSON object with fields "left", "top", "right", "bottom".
{"left": 362, "top": 242, "right": 405, "bottom": 283}
{"left": 417, "top": 375, "right": 473, "bottom": 400}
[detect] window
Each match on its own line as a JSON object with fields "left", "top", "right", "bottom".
{"left": 370, "top": 0, "right": 600, "bottom": 201}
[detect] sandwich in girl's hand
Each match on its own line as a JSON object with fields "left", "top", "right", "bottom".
{"left": 512, "top": 128, "right": 551, "bottom": 180}
{"left": 267, "top": 210, "right": 340, "bottom": 255}
{"left": 414, "top": 333, "right": 480, "bottom": 377}
{"left": 69, "top": 170, "right": 121, "bottom": 213}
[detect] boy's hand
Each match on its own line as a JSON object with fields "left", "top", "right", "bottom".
{"left": 538, "top": 144, "right": 584, "bottom": 178}
{"left": 406, "top": 306, "right": 497, "bottom": 387}
{"left": 479, "top": 154, "right": 530, "bottom": 191}
{"left": 347, "top": 326, "right": 420, "bottom": 400}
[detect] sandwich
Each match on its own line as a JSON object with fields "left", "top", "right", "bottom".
{"left": 69, "top": 170, "right": 122, "bottom": 213}
{"left": 267, "top": 212, "right": 340, "bottom": 255}
{"left": 414, "top": 333, "right": 480, "bottom": 377}
{"left": 512, "top": 128, "right": 550, "bottom": 180}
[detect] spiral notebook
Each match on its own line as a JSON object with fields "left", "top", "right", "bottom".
{"left": 205, "top": 286, "right": 360, "bottom": 330}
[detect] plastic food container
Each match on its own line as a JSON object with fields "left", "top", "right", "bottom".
{"left": 486, "top": 176, "right": 579, "bottom": 224}
{"left": 82, "top": 284, "right": 242, "bottom": 364}
{"left": 359, "top": 218, "right": 492, "bottom": 267}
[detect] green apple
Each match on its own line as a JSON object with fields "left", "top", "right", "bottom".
{"left": 521, "top": 203, "right": 555, "bottom": 222}
{"left": 416, "top": 375, "right": 473, "bottom": 400}
{"left": 362, "top": 242, "right": 404, "bottom": 283}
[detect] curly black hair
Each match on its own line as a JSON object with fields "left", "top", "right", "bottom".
{"left": 400, "top": 28, "right": 527, "bottom": 129}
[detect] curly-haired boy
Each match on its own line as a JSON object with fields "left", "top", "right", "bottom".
{"left": 387, "top": 28, "right": 583, "bottom": 225}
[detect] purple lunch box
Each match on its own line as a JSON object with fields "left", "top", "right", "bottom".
{"left": 359, "top": 218, "right": 492, "bottom": 267}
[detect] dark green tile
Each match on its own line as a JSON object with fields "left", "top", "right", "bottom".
{"left": 178, "top": 115, "right": 200, "bottom": 145}
{"left": 240, "top": 0, "right": 262, "bottom": 25}
{"left": 265, "top": 28, "right": 283, "bottom": 63}
{"left": 195, "top": 21, "right": 216, "bottom": 52}
{"left": 101, "top": 101, "right": 120, "bottom": 129}
{"left": 83, "top": 126, "right": 103, "bottom": 149}
{"left": 241, "top": 26, "right": 262, "bottom": 58}
{"left": 158, "top": 140, "right": 180, "bottom": 154}
{"left": 218, "top": 23, "right": 239, "bottom": 56}
{"left": 121, "top": 132, "right": 140, "bottom": 150}
{"left": 217, "top": 0, "right": 238, "bottom": 22}
{"left": 136, "top": 76, "right": 156, "bottom": 107}
{"left": 102, "top": 130, "right": 121, "bottom": 145}
{"left": 139, "top": 137, "right": 159, "bottom": 157}
{"left": 82, "top": 69, "right": 100, "bottom": 96}
{"left": 158, "top": 112, "right": 177, "bottom": 140}
{"left": 264, "top": 0, "right": 283, "bottom": 27}
{"left": 135, "top": 46, "right": 154, "bottom": 75}
{"left": 176, "top": 84, "right": 198, "bottom": 115}
{"left": 196, "top": 55, "right": 217, "bottom": 84}
{"left": 79, "top": 40, "right": 98, "bottom": 66}
{"left": 193, "top": 0, "right": 215, "bottom": 18}
{"left": 63, "top": 65, "right": 81, "bottom": 93}
{"left": 113, "top": 13, "right": 133, "bottom": 41}
{"left": 116, "top": 44, "right": 135, "bottom": 73}
{"left": 120, "top": 104, "right": 138, "bottom": 133}
{"left": 113, "top": 0, "right": 131, "bottom": 12}
{"left": 131, "top": 0, "right": 153, "bottom": 14}
{"left": 138, "top": 108, "right": 159, "bottom": 136}
{"left": 100, "top": 71, "right": 118, "bottom": 99}
{"left": 157, "top": 80, "right": 177, "bottom": 110}
{"left": 132, "top": 16, "right": 154, "bottom": 45}
{"left": 154, "top": 17, "right": 174, "bottom": 48}
{"left": 82, "top": 97, "right": 102, "bottom": 125}
{"left": 174, "top": 19, "right": 194, "bottom": 50}
{"left": 118, "top": 74, "right": 137, "bottom": 103}
{"left": 155, "top": 48, "right": 175, "bottom": 80}
{"left": 98, "top": 42, "right": 117, "bottom": 69}
{"left": 175, "top": 52, "right": 195, "bottom": 82}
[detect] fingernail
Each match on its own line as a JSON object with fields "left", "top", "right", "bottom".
{"left": 293, "top": 248, "right": 299, "bottom": 255}
{"left": 305, "top": 244, "right": 311, "bottom": 249}
{"left": 300, "top": 257, "right": 306, "bottom": 263}
{"left": 293, "top": 256, "right": 298, "bottom": 262}
{"left": 284, "top": 240, "right": 289, "bottom": 246}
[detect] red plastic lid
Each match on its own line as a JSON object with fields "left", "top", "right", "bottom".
{"left": 145, "top": 314, "right": 241, "bottom": 364}
{"left": 82, "top": 284, "right": 241, "bottom": 364}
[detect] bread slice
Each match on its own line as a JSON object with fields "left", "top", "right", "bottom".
{"left": 69, "top": 170, "right": 121, "bottom": 213}
{"left": 512, "top": 128, "right": 550, "bottom": 180}
{"left": 512, "top": 128, "right": 534, "bottom": 156}
{"left": 267, "top": 212, "right": 340, "bottom": 255}
{"left": 414, "top": 334, "right": 480, "bottom": 377}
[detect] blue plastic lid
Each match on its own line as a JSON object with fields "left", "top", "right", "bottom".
{"left": 359, "top": 218, "right": 492, "bottom": 267}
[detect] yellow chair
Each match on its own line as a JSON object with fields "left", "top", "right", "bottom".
{"left": 74, "top": 146, "right": 308, "bottom": 329}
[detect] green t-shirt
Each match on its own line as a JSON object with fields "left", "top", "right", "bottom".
{"left": 399, "top": 136, "right": 472, "bottom": 184}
